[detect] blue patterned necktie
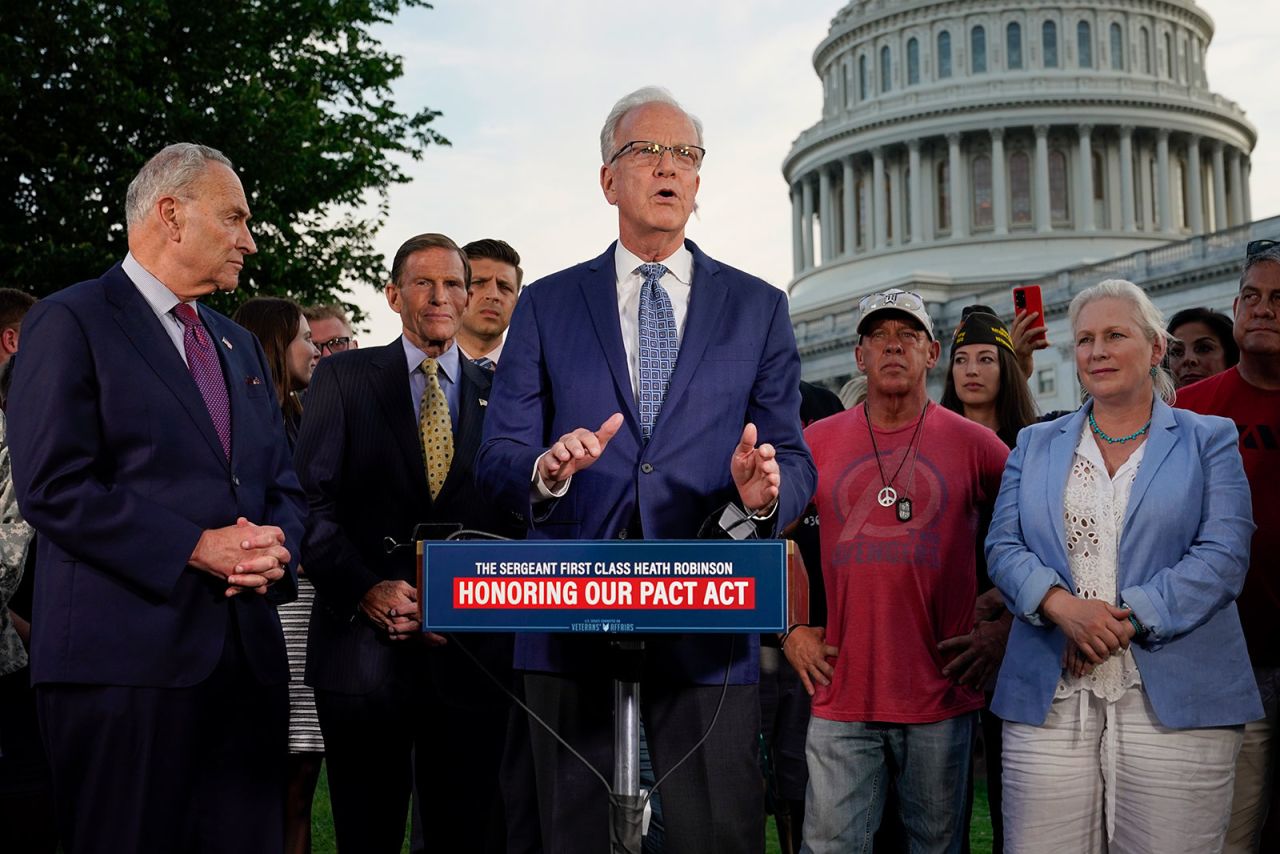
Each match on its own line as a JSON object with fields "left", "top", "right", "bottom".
{"left": 637, "top": 262, "right": 677, "bottom": 442}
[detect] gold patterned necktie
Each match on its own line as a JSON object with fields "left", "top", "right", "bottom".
{"left": 418, "top": 357, "right": 453, "bottom": 499}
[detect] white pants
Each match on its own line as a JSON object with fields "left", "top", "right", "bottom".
{"left": 1003, "top": 686, "right": 1242, "bottom": 854}
{"left": 1224, "top": 666, "right": 1280, "bottom": 854}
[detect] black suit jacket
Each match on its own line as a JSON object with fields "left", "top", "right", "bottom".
{"left": 8, "top": 263, "right": 305, "bottom": 689}
{"left": 294, "top": 338, "right": 520, "bottom": 699}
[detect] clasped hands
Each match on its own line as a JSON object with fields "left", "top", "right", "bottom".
{"left": 1040, "top": 587, "right": 1137, "bottom": 679}
{"left": 537, "top": 414, "right": 781, "bottom": 515}
{"left": 190, "top": 516, "right": 290, "bottom": 598}
{"left": 358, "top": 580, "right": 446, "bottom": 646}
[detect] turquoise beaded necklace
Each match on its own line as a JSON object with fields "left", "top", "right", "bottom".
{"left": 1088, "top": 410, "right": 1150, "bottom": 444}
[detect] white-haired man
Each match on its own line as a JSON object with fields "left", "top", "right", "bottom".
{"left": 478, "top": 87, "right": 814, "bottom": 854}
{"left": 8, "top": 143, "right": 306, "bottom": 854}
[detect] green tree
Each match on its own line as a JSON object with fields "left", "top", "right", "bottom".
{"left": 0, "top": 0, "right": 446, "bottom": 318}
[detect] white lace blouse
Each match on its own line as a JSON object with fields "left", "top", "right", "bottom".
{"left": 1054, "top": 425, "right": 1146, "bottom": 702}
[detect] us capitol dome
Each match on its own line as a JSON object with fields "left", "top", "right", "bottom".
{"left": 784, "top": 0, "right": 1273, "bottom": 408}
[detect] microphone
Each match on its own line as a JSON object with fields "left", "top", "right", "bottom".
{"left": 697, "top": 503, "right": 759, "bottom": 541}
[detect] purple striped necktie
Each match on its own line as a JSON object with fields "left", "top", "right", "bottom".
{"left": 172, "top": 302, "right": 231, "bottom": 458}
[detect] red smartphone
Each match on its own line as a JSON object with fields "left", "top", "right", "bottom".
{"left": 1012, "top": 285, "right": 1045, "bottom": 328}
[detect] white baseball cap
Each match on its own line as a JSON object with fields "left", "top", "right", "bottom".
{"left": 856, "top": 289, "right": 935, "bottom": 340}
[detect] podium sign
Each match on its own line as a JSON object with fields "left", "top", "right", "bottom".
{"left": 418, "top": 539, "right": 789, "bottom": 633}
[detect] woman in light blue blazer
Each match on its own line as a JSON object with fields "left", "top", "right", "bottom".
{"left": 986, "top": 279, "right": 1260, "bottom": 854}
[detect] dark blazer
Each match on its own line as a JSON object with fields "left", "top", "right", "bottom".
{"left": 476, "top": 240, "right": 816, "bottom": 685}
{"left": 295, "top": 338, "right": 520, "bottom": 698}
{"left": 7, "top": 262, "right": 306, "bottom": 688}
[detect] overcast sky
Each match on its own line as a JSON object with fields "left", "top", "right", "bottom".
{"left": 345, "top": 0, "right": 1280, "bottom": 343}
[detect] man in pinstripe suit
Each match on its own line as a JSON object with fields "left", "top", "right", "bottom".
{"left": 295, "top": 233, "right": 521, "bottom": 853}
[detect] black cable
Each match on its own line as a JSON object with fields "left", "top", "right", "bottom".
{"left": 446, "top": 630, "right": 739, "bottom": 814}
{"left": 442, "top": 528, "right": 513, "bottom": 541}
{"left": 442, "top": 529, "right": 616, "bottom": 801}
{"left": 440, "top": 529, "right": 743, "bottom": 813}
{"left": 445, "top": 632, "right": 615, "bottom": 801}
{"left": 639, "top": 634, "right": 736, "bottom": 811}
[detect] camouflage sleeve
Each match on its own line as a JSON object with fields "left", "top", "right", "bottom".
{"left": 0, "top": 412, "right": 33, "bottom": 673}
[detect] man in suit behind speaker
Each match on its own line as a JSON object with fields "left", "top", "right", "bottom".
{"left": 476, "top": 87, "right": 816, "bottom": 854}
{"left": 294, "top": 232, "right": 520, "bottom": 853}
{"left": 456, "top": 237, "right": 522, "bottom": 370}
{"left": 7, "top": 143, "right": 305, "bottom": 854}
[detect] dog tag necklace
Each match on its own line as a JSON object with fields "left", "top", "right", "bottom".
{"left": 865, "top": 401, "right": 928, "bottom": 522}
{"left": 896, "top": 425, "right": 928, "bottom": 521}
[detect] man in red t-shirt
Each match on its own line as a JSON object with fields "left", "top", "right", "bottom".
{"left": 1177, "top": 240, "right": 1280, "bottom": 854}
{"left": 785, "top": 290, "right": 1008, "bottom": 853}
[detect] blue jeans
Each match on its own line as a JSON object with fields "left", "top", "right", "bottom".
{"left": 800, "top": 712, "right": 976, "bottom": 854}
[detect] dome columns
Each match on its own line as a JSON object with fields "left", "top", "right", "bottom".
{"left": 908, "top": 140, "right": 924, "bottom": 242}
{"left": 1186, "top": 135, "right": 1204, "bottom": 235}
{"left": 800, "top": 177, "right": 815, "bottom": 269}
{"left": 1077, "top": 125, "right": 1095, "bottom": 233}
{"left": 842, "top": 157, "right": 857, "bottom": 257}
{"left": 818, "top": 167, "right": 834, "bottom": 262}
{"left": 787, "top": 126, "right": 1255, "bottom": 276}
{"left": 1034, "top": 125, "right": 1051, "bottom": 233}
{"left": 946, "top": 134, "right": 966, "bottom": 240}
{"left": 1243, "top": 157, "right": 1252, "bottom": 222}
{"left": 1156, "top": 129, "right": 1172, "bottom": 233}
{"left": 870, "top": 147, "right": 888, "bottom": 250}
{"left": 791, "top": 182, "right": 805, "bottom": 275}
{"left": 1120, "top": 126, "right": 1136, "bottom": 232}
{"left": 1229, "top": 148, "right": 1245, "bottom": 227}
{"left": 991, "top": 129, "right": 1008, "bottom": 236}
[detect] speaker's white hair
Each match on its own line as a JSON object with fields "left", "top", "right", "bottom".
{"left": 599, "top": 87, "right": 703, "bottom": 164}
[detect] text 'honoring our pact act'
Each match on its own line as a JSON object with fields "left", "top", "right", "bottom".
{"left": 453, "top": 559, "right": 752, "bottom": 610}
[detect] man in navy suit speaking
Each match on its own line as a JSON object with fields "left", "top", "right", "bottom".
{"left": 7, "top": 143, "right": 306, "bottom": 854}
{"left": 477, "top": 87, "right": 816, "bottom": 854}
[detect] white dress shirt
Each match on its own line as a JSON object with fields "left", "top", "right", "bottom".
{"left": 123, "top": 252, "right": 192, "bottom": 365}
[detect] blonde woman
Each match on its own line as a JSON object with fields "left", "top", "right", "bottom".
{"left": 987, "top": 279, "right": 1260, "bottom": 853}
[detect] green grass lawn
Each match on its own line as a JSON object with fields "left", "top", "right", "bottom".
{"left": 310, "top": 765, "right": 340, "bottom": 853}
{"left": 970, "top": 777, "right": 995, "bottom": 853}
{"left": 310, "top": 766, "right": 995, "bottom": 854}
